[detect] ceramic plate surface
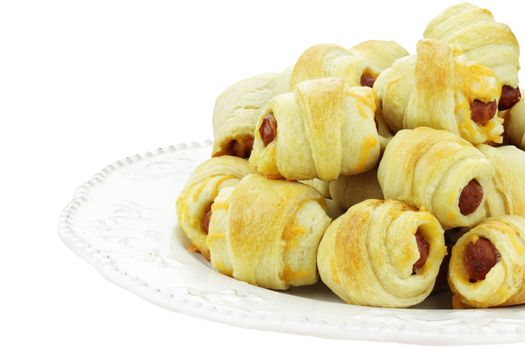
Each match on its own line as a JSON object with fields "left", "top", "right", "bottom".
{"left": 58, "top": 141, "right": 525, "bottom": 345}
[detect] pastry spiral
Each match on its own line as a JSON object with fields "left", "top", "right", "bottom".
{"left": 424, "top": 2, "right": 521, "bottom": 111}
{"left": 449, "top": 216, "right": 525, "bottom": 308}
{"left": 290, "top": 41, "right": 408, "bottom": 89}
{"left": 505, "top": 99, "right": 525, "bottom": 149}
{"left": 378, "top": 127, "right": 494, "bottom": 229}
{"left": 375, "top": 39, "right": 503, "bottom": 145}
{"left": 212, "top": 72, "right": 288, "bottom": 158}
{"left": 176, "top": 156, "right": 252, "bottom": 258}
{"left": 477, "top": 144, "right": 525, "bottom": 217}
{"left": 250, "top": 77, "right": 380, "bottom": 181}
{"left": 317, "top": 199, "right": 446, "bottom": 307}
{"left": 289, "top": 41, "right": 398, "bottom": 152}
{"left": 329, "top": 167, "right": 383, "bottom": 210}
{"left": 207, "top": 174, "right": 331, "bottom": 290}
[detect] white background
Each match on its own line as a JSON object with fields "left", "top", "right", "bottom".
{"left": 1, "top": 0, "right": 523, "bottom": 349}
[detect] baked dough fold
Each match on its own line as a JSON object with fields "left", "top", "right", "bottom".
{"left": 300, "top": 178, "right": 331, "bottom": 198}
{"left": 176, "top": 156, "right": 252, "bottom": 258}
{"left": 212, "top": 72, "right": 288, "bottom": 157}
{"left": 207, "top": 174, "right": 331, "bottom": 290}
{"left": 329, "top": 167, "right": 383, "bottom": 210}
{"left": 505, "top": 99, "right": 525, "bottom": 149}
{"left": 374, "top": 39, "right": 502, "bottom": 145}
{"left": 449, "top": 216, "right": 525, "bottom": 308}
{"left": 424, "top": 3, "right": 520, "bottom": 91}
{"left": 317, "top": 199, "right": 446, "bottom": 307}
{"left": 378, "top": 127, "right": 494, "bottom": 229}
{"left": 477, "top": 144, "right": 525, "bottom": 217}
{"left": 211, "top": 41, "right": 405, "bottom": 159}
{"left": 290, "top": 41, "right": 408, "bottom": 88}
{"left": 250, "top": 77, "right": 380, "bottom": 181}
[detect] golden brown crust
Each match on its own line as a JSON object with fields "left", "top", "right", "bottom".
{"left": 448, "top": 216, "right": 525, "bottom": 308}
{"left": 317, "top": 199, "right": 446, "bottom": 307}
{"left": 477, "top": 144, "right": 525, "bottom": 217}
{"left": 350, "top": 40, "right": 409, "bottom": 72}
{"left": 212, "top": 71, "right": 289, "bottom": 157}
{"left": 250, "top": 78, "right": 380, "bottom": 181}
{"left": 212, "top": 41, "right": 406, "bottom": 159}
{"left": 424, "top": 3, "right": 519, "bottom": 89}
{"left": 207, "top": 174, "right": 331, "bottom": 290}
{"left": 176, "top": 156, "right": 252, "bottom": 257}
{"left": 374, "top": 39, "right": 502, "bottom": 145}
{"left": 290, "top": 41, "right": 408, "bottom": 89}
{"left": 378, "top": 127, "right": 494, "bottom": 229}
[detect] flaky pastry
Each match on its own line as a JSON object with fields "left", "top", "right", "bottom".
{"left": 250, "top": 77, "right": 380, "bottom": 181}
{"left": 212, "top": 72, "right": 288, "bottom": 158}
{"left": 449, "top": 216, "right": 525, "bottom": 308}
{"left": 375, "top": 39, "right": 502, "bottom": 145}
{"left": 176, "top": 156, "right": 252, "bottom": 258}
{"left": 424, "top": 2, "right": 521, "bottom": 111}
{"left": 207, "top": 174, "right": 331, "bottom": 290}
{"left": 378, "top": 127, "right": 494, "bottom": 229}
{"left": 317, "top": 199, "right": 446, "bottom": 307}
{"left": 477, "top": 144, "right": 525, "bottom": 217}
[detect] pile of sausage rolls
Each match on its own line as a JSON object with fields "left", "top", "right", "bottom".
{"left": 176, "top": 3, "right": 525, "bottom": 309}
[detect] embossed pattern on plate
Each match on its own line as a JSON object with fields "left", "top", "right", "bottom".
{"left": 58, "top": 141, "right": 525, "bottom": 345}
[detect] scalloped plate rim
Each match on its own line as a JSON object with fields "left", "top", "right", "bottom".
{"left": 57, "top": 141, "right": 525, "bottom": 346}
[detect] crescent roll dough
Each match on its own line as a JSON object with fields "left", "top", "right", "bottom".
{"left": 375, "top": 39, "right": 503, "bottom": 145}
{"left": 375, "top": 106, "right": 393, "bottom": 152}
{"left": 378, "top": 127, "right": 494, "bottom": 229}
{"left": 317, "top": 199, "right": 446, "bottom": 307}
{"left": 207, "top": 174, "right": 331, "bottom": 290}
{"left": 329, "top": 167, "right": 383, "bottom": 210}
{"left": 505, "top": 99, "right": 525, "bottom": 149}
{"left": 290, "top": 41, "right": 408, "bottom": 89}
{"left": 477, "top": 144, "right": 525, "bottom": 217}
{"left": 176, "top": 156, "right": 252, "bottom": 258}
{"left": 212, "top": 72, "right": 289, "bottom": 158}
{"left": 350, "top": 40, "right": 410, "bottom": 73}
{"left": 449, "top": 216, "right": 525, "bottom": 308}
{"left": 300, "top": 178, "right": 331, "bottom": 198}
{"left": 424, "top": 3, "right": 520, "bottom": 110}
{"left": 249, "top": 77, "right": 380, "bottom": 181}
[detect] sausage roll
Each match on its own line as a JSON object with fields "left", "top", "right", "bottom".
{"left": 424, "top": 3, "right": 521, "bottom": 111}
{"left": 290, "top": 41, "right": 408, "bottom": 89}
{"left": 378, "top": 127, "right": 494, "bottom": 229}
{"left": 250, "top": 77, "right": 380, "bottom": 181}
{"left": 477, "top": 144, "right": 525, "bottom": 217}
{"left": 329, "top": 167, "right": 383, "bottom": 210}
{"left": 317, "top": 199, "right": 446, "bottom": 307}
{"left": 206, "top": 174, "right": 331, "bottom": 290}
{"left": 449, "top": 216, "right": 525, "bottom": 308}
{"left": 375, "top": 39, "right": 503, "bottom": 145}
{"left": 505, "top": 99, "right": 525, "bottom": 149}
{"left": 350, "top": 40, "right": 410, "bottom": 73}
{"left": 212, "top": 72, "right": 288, "bottom": 158}
{"left": 176, "top": 156, "right": 252, "bottom": 259}
{"left": 291, "top": 41, "right": 400, "bottom": 147}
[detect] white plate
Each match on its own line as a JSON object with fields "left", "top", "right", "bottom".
{"left": 58, "top": 141, "right": 525, "bottom": 345}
